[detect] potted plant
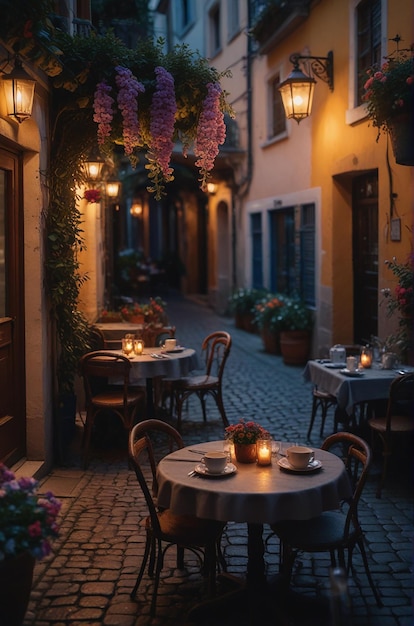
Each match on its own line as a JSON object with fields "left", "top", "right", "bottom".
{"left": 380, "top": 254, "right": 413, "bottom": 363}
{"left": 362, "top": 44, "right": 414, "bottom": 165}
{"left": 225, "top": 419, "right": 270, "bottom": 463}
{"left": 228, "top": 288, "right": 268, "bottom": 332}
{"left": 278, "top": 298, "right": 314, "bottom": 365}
{"left": 253, "top": 294, "right": 286, "bottom": 353}
{"left": 0, "top": 464, "right": 61, "bottom": 625}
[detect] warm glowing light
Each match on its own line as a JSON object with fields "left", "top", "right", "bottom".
{"left": 2, "top": 57, "right": 36, "bottom": 123}
{"left": 130, "top": 202, "right": 143, "bottom": 217}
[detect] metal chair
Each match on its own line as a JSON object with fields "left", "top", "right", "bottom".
{"left": 128, "top": 419, "right": 226, "bottom": 617}
{"left": 79, "top": 351, "right": 145, "bottom": 468}
{"left": 163, "top": 331, "right": 232, "bottom": 432}
{"left": 270, "top": 432, "right": 382, "bottom": 607}
{"left": 368, "top": 372, "right": 414, "bottom": 498}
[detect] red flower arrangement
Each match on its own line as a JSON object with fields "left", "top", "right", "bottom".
{"left": 84, "top": 189, "right": 101, "bottom": 203}
{"left": 225, "top": 419, "right": 270, "bottom": 444}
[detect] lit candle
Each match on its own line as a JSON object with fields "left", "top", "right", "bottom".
{"left": 122, "top": 338, "right": 133, "bottom": 356}
{"left": 256, "top": 439, "right": 272, "bottom": 466}
{"left": 360, "top": 347, "right": 372, "bottom": 368}
{"left": 134, "top": 339, "right": 144, "bottom": 355}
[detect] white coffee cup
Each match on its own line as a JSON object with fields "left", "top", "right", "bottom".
{"left": 201, "top": 451, "right": 228, "bottom": 473}
{"left": 346, "top": 356, "right": 357, "bottom": 372}
{"left": 286, "top": 445, "right": 314, "bottom": 469}
{"left": 164, "top": 338, "right": 177, "bottom": 351}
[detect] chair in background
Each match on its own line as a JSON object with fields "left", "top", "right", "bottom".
{"left": 142, "top": 325, "right": 176, "bottom": 348}
{"left": 162, "top": 331, "right": 232, "bottom": 432}
{"left": 270, "top": 431, "right": 382, "bottom": 607}
{"left": 307, "top": 387, "right": 337, "bottom": 440}
{"left": 128, "top": 419, "right": 226, "bottom": 617}
{"left": 79, "top": 351, "right": 145, "bottom": 468}
{"left": 368, "top": 372, "right": 414, "bottom": 498}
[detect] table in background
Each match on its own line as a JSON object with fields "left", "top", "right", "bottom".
{"left": 112, "top": 346, "right": 198, "bottom": 417}
{"left": 303, "top": 360, "right": 411, "bottom": 415}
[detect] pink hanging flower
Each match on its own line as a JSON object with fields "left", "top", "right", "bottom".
{"left": 93, "top": 81, "right": 115, "bottom": 145}
{"left": 194, "top": 82, "right": 226, "bottom": 188}
{"left": 149, "top": 66, "right": 177, "bottom": 178}
{"left": 115, "top": 66, "right": 145, "bottom": 157}
{"left": 84, "top": 189, "right": 101, "bottom": 203}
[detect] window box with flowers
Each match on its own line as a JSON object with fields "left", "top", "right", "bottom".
{"left": 362, "top": 45, "right": 414, "bottom": 165}
{"left": 380, "top": 255, "right": 413, "bottom": 363}
{"left": 0, "top": 464, "right": 61, "bottom": 626}
{"left": 225, "top": 419, "right": 270, "bottom": 463}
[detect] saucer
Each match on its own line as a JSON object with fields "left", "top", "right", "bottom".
{"left": 340, "top": 368, "right": 364, "bottom": 377}
{"left": 195, "top": 463, "right": 237, "bottom": 477}
{"left": 278, "top": 457, "right": 322, "bottom": 473}
{"left": 324, "top": 362, "right": 346, "bottom": 369}
{"left": 165, "top": 346, "right": 185, "bottom": 353}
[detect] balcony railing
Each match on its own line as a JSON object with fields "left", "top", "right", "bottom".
{"left": 250, "top": 1, "right": 310, "bottom": 54}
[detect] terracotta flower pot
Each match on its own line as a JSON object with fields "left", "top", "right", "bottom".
{"left": 234, "top": 443, "right": 257, "bottom": 463}
{"left": 261, "top": 327, "right": 281, "bottom": 354}
{"left": 280, "top": 330, "right": 311, "bottom": 365}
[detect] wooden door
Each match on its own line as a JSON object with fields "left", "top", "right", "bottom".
{"left": 0, "top": 146, "right": 26, "bottom": 465}
{"left": 352, "top": 173, "right": 379, "bottom": 344}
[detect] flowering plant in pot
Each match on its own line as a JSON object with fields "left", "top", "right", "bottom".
{"left": 278, "top": 298, "right": 314, "bottom": 366}
{"left": 362, "top": 44, "right": 414, "bottom": 164}
{"left": 225, "top": 419, "right": 270, "bottom": 463}
{"left": 380, "top": 255, "right": 413, "bottom": 360}
{"left": 0, "top": 464, "right": 61, "bottom": 625}
{"left": 228, "top": 288, "right": 268, "bottom": 331}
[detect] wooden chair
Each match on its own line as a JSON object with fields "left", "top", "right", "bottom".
{"left": 79, "top": 351, "right": 145, "bottom": 468}
{"left": 270, "top": 432, "right": 382, "bottom": 607}
{"left": 368, "top": 373, "right": 414, "bottom": 498}
{"left": 141, "top": 325, "right": 176, "bottom": 348}
{"left": 307, "top": 387, "right": 337, "bottom": 439}
{"left": 163, "top": 331, "right": 232, "bottom": 432}
{"left": 128, "top": 419, "right": 226, "bottom": 617}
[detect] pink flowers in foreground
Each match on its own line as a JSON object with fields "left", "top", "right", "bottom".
{"left": 0, "top": 463, "right": 61, "bottom": 561}
{"left": 195, "top": 82, "right": 226, "bottom": 188}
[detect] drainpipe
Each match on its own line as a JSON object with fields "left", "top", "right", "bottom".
{"left": 231, "top": 1, "right": 254, "bottom": 289}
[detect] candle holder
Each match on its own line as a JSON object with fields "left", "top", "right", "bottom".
{"left": 122, "top": 337, "right": 134, "bottom": 356}
{"left": 360, "top": 346, "right": 373, "bottom": 368}
{"left": 256, "top": 438, "right": 272, "bottom": 466}
{"left": 134, "top": 338, "right": 144, "bottom": 356}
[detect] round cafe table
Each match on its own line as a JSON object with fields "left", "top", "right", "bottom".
{"left": 157, "top": 440, "right": 351, "bottom": 594}
{"left": 110, "top": 346, "right": 199, "bottom": 417}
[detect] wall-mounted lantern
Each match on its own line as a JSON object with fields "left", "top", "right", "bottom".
{"left": 1, "top": 56, "right": 36, "bottom": 123}
{"left": 279, "top": 51, "right": 334, "bottom": 123}
{"left": 106, "top": 181, "right": 120, "bottom": 198}
{"left": 207, "top": 182, "right": 218, "bottom": 195}
{"left": 130, "top": 201, "right": 143, "bottom": 217}
{"left": 83, "top": 150, "right": 105, "bottom": 183}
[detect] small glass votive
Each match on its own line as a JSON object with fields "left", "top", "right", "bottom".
{"left": 134, "top": 338, "right": 144, "bottom": 355}
{"left": 122, "top": 337, "right": 134, "bottom": 356}
{"left": 256, "top": 438, "right": 272, "bottom": 466}
{"left": 360, "top": 346, "right": 373, "bottom": 368}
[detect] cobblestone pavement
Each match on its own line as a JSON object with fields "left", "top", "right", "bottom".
{"left": 24, "top": 295, "right": 413, "bottom": 626}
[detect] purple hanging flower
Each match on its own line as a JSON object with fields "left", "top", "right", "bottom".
{"left": 93, "top": 81, "right": 115, "bottom": 145}
{"left": 194, "top": 82, "right": 226, "bottom": 188}
{"left": 115, "top": 66, "right": 145, "bottom": 156}
{"left": 149, "top": 66, "right": 177, "bottom": 178}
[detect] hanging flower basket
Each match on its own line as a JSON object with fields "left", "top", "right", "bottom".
{"left": 388, "top": 113, "right": 414, "bottom": 166}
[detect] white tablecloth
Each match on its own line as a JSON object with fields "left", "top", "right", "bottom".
{"left": 157, "top": 440, "right": 351, "bottom": 524}
{"left": 112, "top": 346, "right": 199, "bottom": 384}
{"left": 303, "top": 360, "right": 402, "bottom": 414}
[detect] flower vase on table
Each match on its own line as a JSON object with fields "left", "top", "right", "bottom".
{"left": 225, "top": 419, "right": 270, "bottom": 464}
{"left": 234, "top": 443, "right": 257, "bottom": 463}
